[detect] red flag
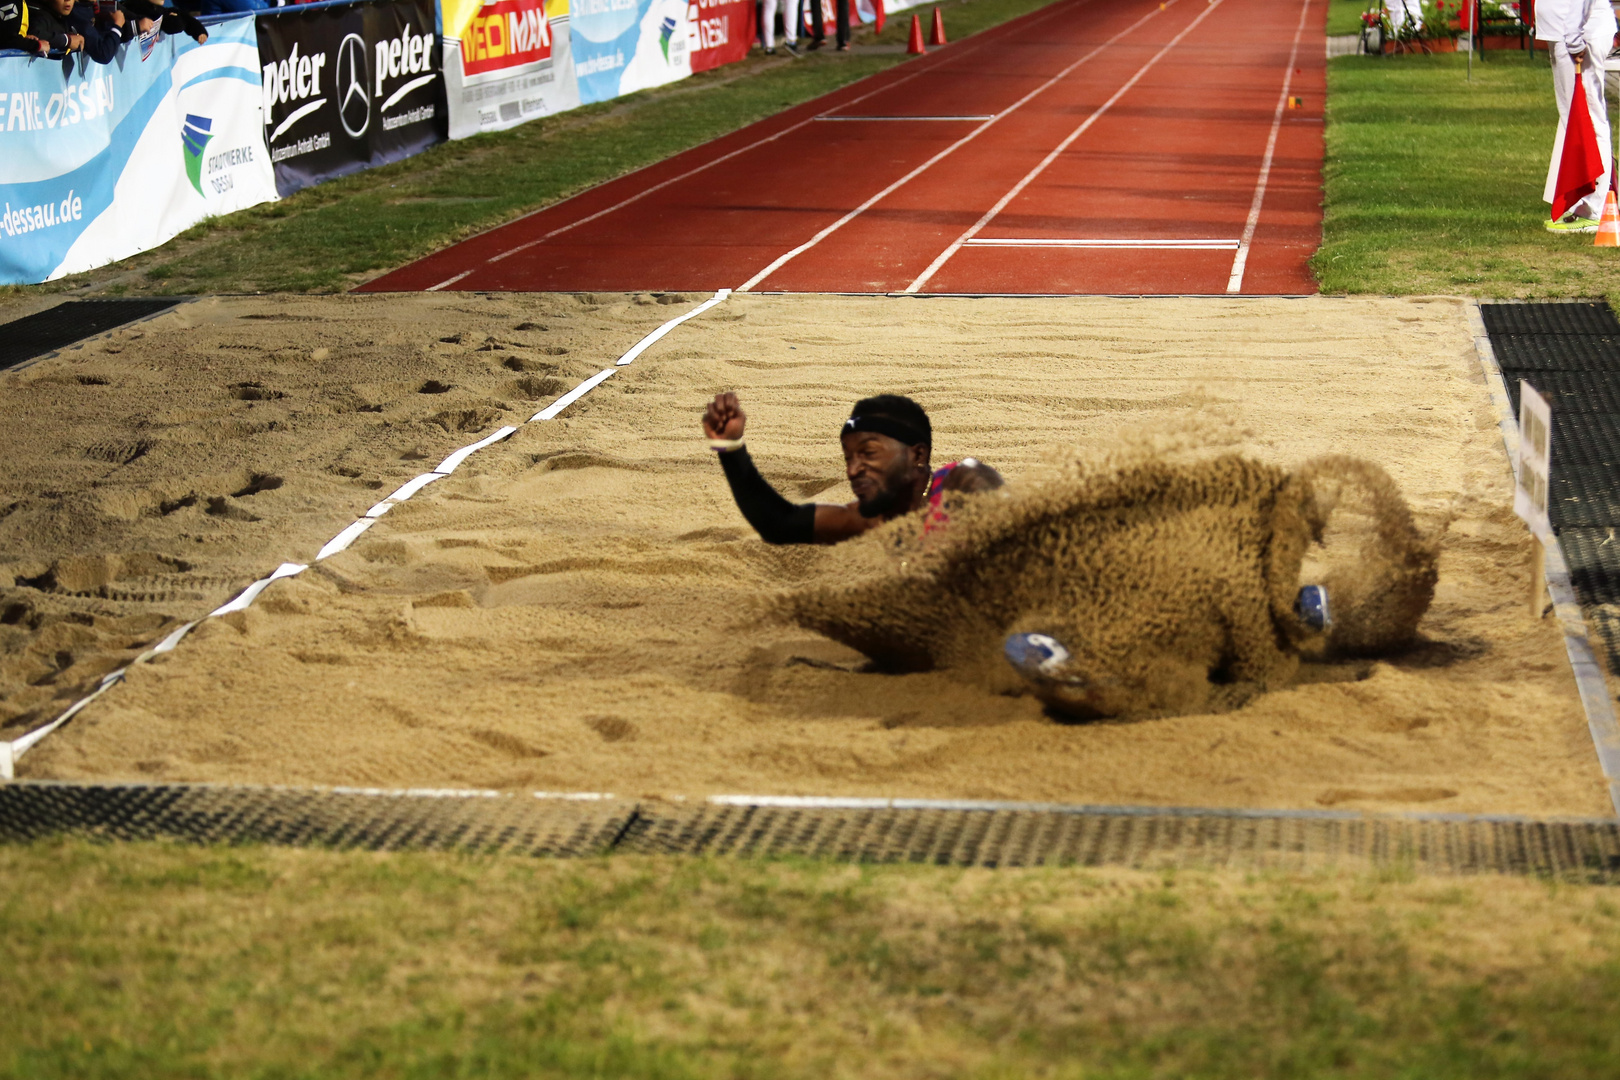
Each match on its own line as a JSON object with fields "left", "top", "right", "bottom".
{"left": 1553, "top": 69, "right": 1606, "bottom": 219}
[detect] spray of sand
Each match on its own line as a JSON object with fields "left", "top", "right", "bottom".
{"left": 780, "top": 450, "right": 1439, "bottom": 721}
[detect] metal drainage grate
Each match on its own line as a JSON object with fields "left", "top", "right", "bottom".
{"left": 0, "top": 782, "right": 634, "bottom": 857}
{"left": 3, "top": 783, "right": 1618, "bottom": 879}
{"left": 0, "top": 298, "right": 184, "bottom": 373}
{"left": 619, "top": 804, "right": 1620, "bottom": 880}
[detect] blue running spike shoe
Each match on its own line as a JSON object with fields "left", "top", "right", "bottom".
{"left": 1294, "top": 584, "right": 1331, "bottom": 631}
{"left": 1003, "top": 632, "right": 1073, "bottom": 681}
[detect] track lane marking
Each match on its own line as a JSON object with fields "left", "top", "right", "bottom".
{"left": 903, "top": 0, "right": 1226, "bottom": 294}
{"left": 427, "top": 269, "right": 474, "bottom": 291}
{"left": 452, "top": 0, "right": 1093, "bottom": 274}
{"left": 735, "top": 0, "right": 1179, "bottom": 293}
{"left": 966, "top": 238, "right": 1238, "bottom": 248}
{"left": 813, "top": 114, "right": 996, "bottom": 121}
{"left": 1225, "top": 0, "right": 1314, "bottom": 294}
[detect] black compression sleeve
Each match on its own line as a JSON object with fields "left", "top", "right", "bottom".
{"left": 717, "top": 447, "right": 816, "bottom": 545}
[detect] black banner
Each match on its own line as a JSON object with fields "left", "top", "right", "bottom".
{"left": 257, "top": 0, "right": 445, "bottom": 197}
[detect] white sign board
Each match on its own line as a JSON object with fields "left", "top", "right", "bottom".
{"left": 1515, "top": 380, "right": 1553, "bottom": 541}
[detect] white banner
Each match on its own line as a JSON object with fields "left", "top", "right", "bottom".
{"left": 444, "top": 0, "right": 579, "bottom": 139}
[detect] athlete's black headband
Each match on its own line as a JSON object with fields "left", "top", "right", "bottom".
{"left": 841, "top": 414, "right": 928, "bottom": 447}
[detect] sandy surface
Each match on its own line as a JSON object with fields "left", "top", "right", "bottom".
{"left": 1, "top": 292, "right": 1607, "bottom": 816}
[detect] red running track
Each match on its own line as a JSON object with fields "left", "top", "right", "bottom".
{"left": 361, "top": 0, "right": 1324, "bottom": 296}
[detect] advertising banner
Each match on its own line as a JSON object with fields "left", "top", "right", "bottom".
{"left": 688, "top": 0, "right": 753, "bottom": 72}
{"left": 444, "top": 0, "right": 578, "bottom": 139}
{"left": 257, "top": 0, "right": 445, "bottom": 196}
{"left": 0, "top": 16, "right": 275, "bottom": 285}
{"left": 570, "top": 0, "right": 690, "bottom": 105}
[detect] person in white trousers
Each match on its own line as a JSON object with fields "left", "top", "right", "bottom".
{"left": 1537, "top": 0, "right": 1618, "bottom": 231}
{"left": 761, "top": 0, "right": 799, "bottom": 54}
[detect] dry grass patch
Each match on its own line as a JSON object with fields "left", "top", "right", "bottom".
{"left": 6, "top": 841, "right": 1620, "bottom": 1078}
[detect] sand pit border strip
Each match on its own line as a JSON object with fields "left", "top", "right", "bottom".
{"left": 0, "top": 290, "right": 733, "bottom": 781}
{"left": 1468, "top": 299, "right": 1620, "bottom": 816}
{"left": 8, "top": 781, "right": 1620, "bottom": 875}
{"left": 705, "top": 792, "right": 1615, "bottom": 825}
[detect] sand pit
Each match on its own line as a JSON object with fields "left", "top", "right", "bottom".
{"left": 0, "top": 292, "right": 1607, "bottom": 816}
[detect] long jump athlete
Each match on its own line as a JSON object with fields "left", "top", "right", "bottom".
{"left": 701, "top": 391, "right": 1002, "bottom": 544}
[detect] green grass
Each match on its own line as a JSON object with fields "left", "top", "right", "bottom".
{"left": 1, "top": 0, "right": 1055, "bottom": 297}
{"left": 1327, "top": 0, "right": 1372, "bottom": 36}
{"left": 6, "top": 839, "right": 1620, "bottom": 1079}
{"left": 1317, "top": 50, "right": 1620, "bottom": 300}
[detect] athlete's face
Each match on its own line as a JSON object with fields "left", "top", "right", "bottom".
{"left": 842, "top": 431, "right": 927, "bottom": 518}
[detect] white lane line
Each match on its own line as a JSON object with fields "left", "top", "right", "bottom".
{"left": 435, "top": 425, "right": 521, "bottom": 474}
{"left": 904, "top": 0, "right": 1226, "bottom": 294}
{"left": 1225, "top": 0, "right": 1313, "bottom": 294}
{"left": 531, "top": 368, "right": 617, "bottom": 421}
{"left": 814, "top": 114, "right": 996, "bottom": 121}
{"left": 478, "top": 2, "right": 1090, "bottom": 268}
{"left": 211, "top": 562, "right": 310, "bottom": 614}
{"left": 617, "top": 288, "right": 731, "bottom": 366}
{"left": 1467, "top": 301, "right": 1620, "bottom": 818}
{"left": 426, "top": 270, "right": 473, "bottom": 291}
{"left": 0, "top": 290, "right": 733, "bottom": 781}
{"left": 965, "top": 237, "right": 1238, "bottom": 248}
{"left": 735, "top": 0, "right": 1179, "bottom": 293}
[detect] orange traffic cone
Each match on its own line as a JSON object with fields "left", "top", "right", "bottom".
{"left": 873, "top": 0, "right": 884, "bottom": 33}
{"left": 907, "top": 12, "right": 925, "bottom": 53}
{"left": 929, "top": 5, "right": 946, "bottom": 44}
{"left": 1597, "top": 190, "right": 1620, "bottom": 247}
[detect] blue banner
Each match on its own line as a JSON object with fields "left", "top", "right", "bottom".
{"left": 0, "top": 16, "right": 276, "bottom": 285}
{"left": 570, "top": 0, "right": 688, "bottom": 106}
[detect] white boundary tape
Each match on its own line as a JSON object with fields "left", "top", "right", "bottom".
{"left": 704, "top": 792, "right": 1618, "bottom": 825}
{"left": 0, "top": 289, "right": 733, "bottom": 780}
{"left": 1467, "top": 300, "right": 1620, "bottom": 816}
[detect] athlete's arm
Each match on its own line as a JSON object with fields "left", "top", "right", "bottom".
{"left": 701, "top": 392, "right": 817, "bottom": 544}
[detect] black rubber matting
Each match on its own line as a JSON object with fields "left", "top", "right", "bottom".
{"left": 0, "top": 298, "right": 183, "bottom": 372}
{"left": 4, "top": 782, "right": 1619, "bottom": 880}
{"left": 1505, "top": 370, "right": 1620, "bottom": 415}
{"left": 1483, "top": 303, "right": 1620, "bottom": 533}
{"left": 1488, "top": 332, "right": 1620, "bottom": 372}
{"left": 1561, "top": 527, "right": 1620, "bottom": 673}
{"left": 1484, "top": 301, "right": 1620, "bottom": 676}
{"left": 1561, "top": 527, "right": 1620, "bottom": 606}
{"left": 1543, "top": 412, "right": 1620, "bottom": 527}
{"left": 1481, "top": 300, "right": 1620, "bottom": 337}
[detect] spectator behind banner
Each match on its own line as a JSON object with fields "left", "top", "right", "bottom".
{"left": 1, "top": 0, "right": 50, "bottom": 52}
{"left": 121, "top": 0, "right": 205, "bottom": 42}
{"left": 27, "top": 0, "right": 125, "bottom": 60}
{"left": 198, "top": 0, "right": 266, "bottom": 14}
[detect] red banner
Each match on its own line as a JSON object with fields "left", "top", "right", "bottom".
{"left": 689, "top": 0, "right": 754, "bottom": 72}
{"left": 460, "top": 0, "right": 552, "bottom": 76}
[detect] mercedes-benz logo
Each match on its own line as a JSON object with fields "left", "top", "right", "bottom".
{"left": 336, "top": 33, "right": 370, "bottom": 139}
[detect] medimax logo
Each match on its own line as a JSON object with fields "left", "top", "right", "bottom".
{"left": 461, "top": 0, "right": 552, "bottom": 76}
